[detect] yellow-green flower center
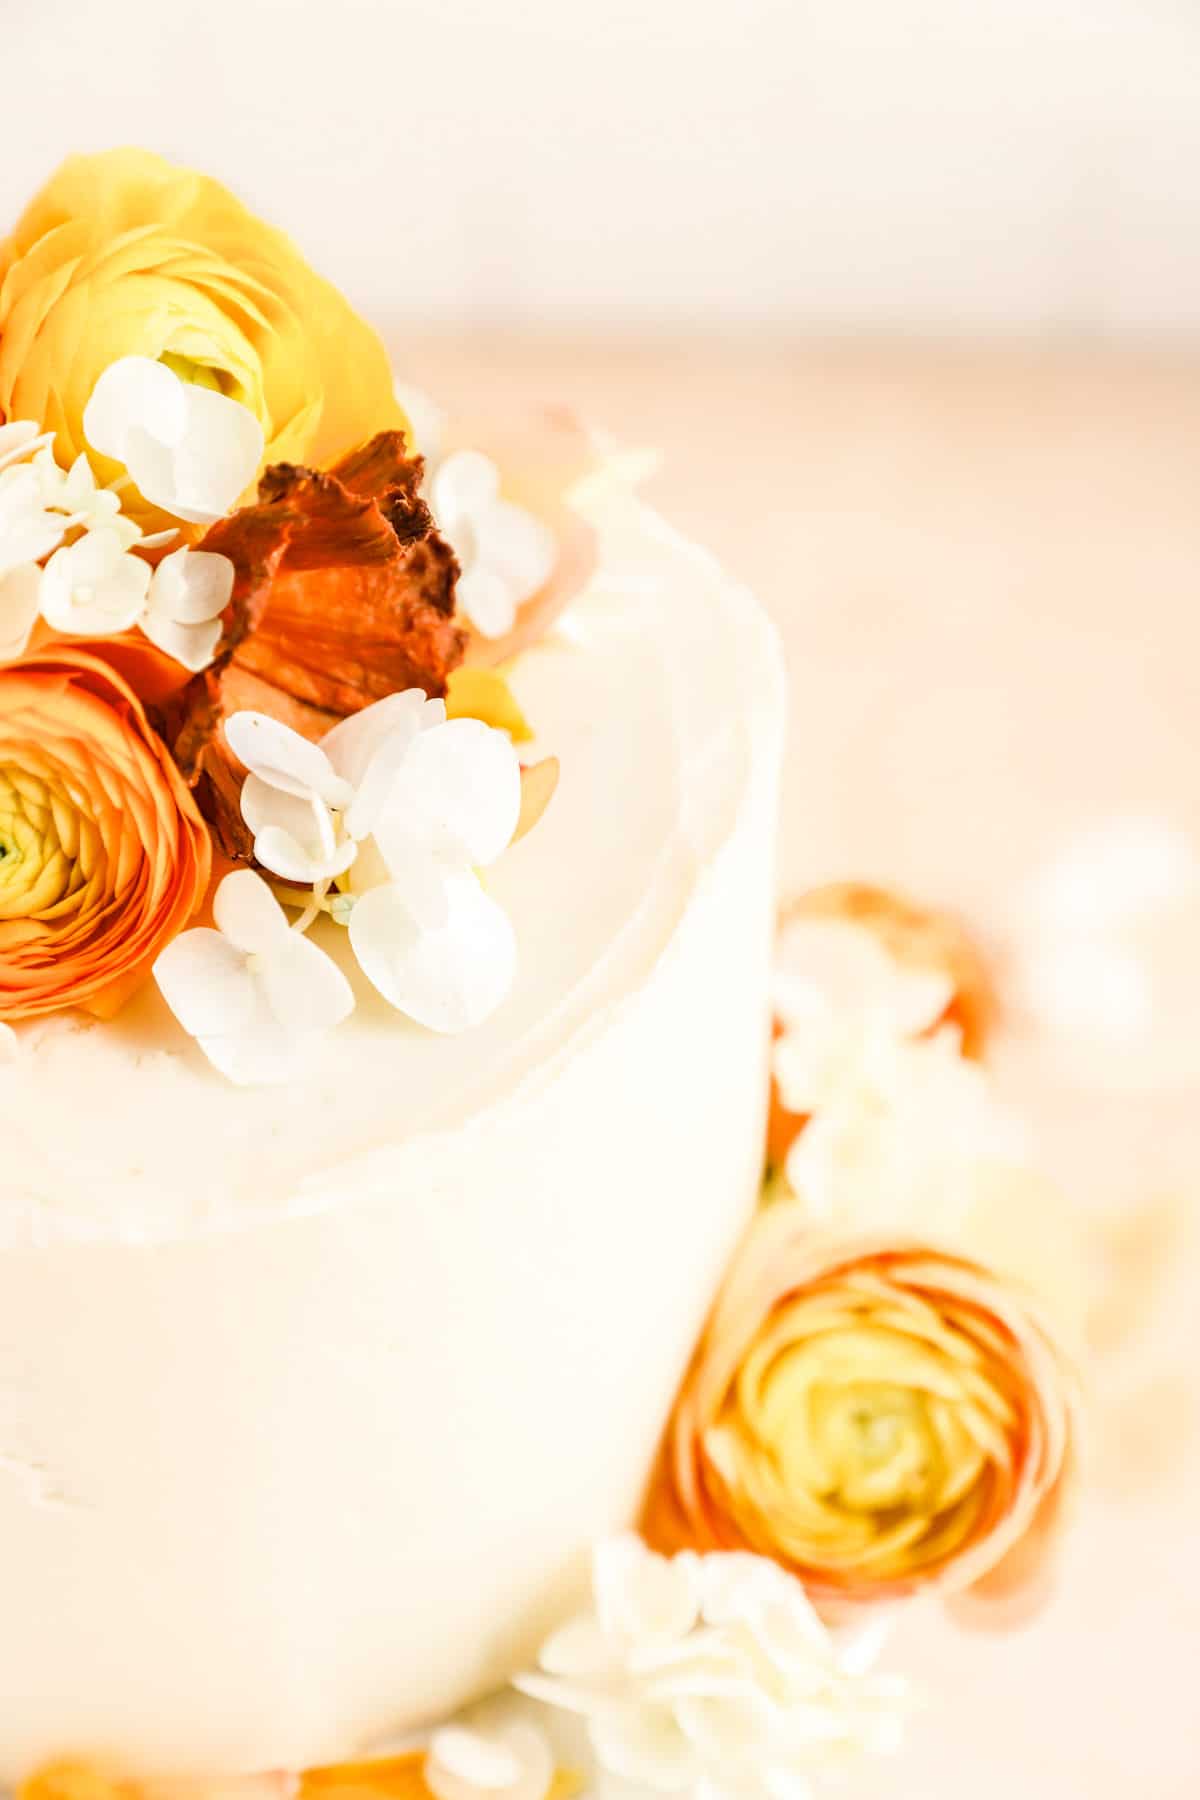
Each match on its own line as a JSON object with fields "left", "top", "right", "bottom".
{"left": 0, "top": 763, "right": 104, "bottom": 925}
{"left": 709, "top": 1278, "right": 1019, "bottom": 1581}
{"left": 158, "top": 350, "right": 242, "bottom": 402}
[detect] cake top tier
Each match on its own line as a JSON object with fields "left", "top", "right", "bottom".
{"left": 0, "top": 266, "right": 782, "bottom": 1244}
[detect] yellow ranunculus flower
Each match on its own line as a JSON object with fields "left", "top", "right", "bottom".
{"left": 0, "top": 150, "right": 405, "bottom": 527}
{"left": 645, "top": 1200, "right": 1078, "bottom": 1616}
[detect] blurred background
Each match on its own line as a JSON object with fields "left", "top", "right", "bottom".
{"left": 6, "top": 0, "right": 1200, "bottom": 334}
{"left": 6, "top": 2, "right": 1199, "bottom": 1795}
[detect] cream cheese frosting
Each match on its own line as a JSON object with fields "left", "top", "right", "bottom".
{"left": 0, "top": 482, "right": 784, "bottom": 1776}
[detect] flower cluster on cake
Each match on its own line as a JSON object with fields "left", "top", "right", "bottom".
{"left": 1, "top": 152, "right": 1083, "bottom": 1800}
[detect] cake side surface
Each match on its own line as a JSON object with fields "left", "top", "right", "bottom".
{"left": 0, "top": 487, "right": 785, "bottom": 1776}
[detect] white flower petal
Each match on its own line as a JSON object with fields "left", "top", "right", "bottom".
{"left": 211, "top": 869, "right": 292, "bottom": 958}
{"left": 0, "top": 421, "right": 44, "bottom": 471}
{"left": 479, "top": 498, "right": 556, "bottom": 602}
{"left": 596, "top": 1535, "right": 699, "bottom": 1650}
{"left": 226, "top": 712, "right": 352, "bottom": 807}
{"left": 84, "top": 356, "right": 188, "bottom": 462}
{"left": 0, "top": 498, "right": 65, "bottom": 576}
{"left": 239, "top": 776, "right": 357, "bottom": 885}
{"left": 457, "top": 565, "right": 518, "bottom": 639}
{"left": 166, "top": 382, "right": 264, "bottom": 522}
{"left": 372, "top": 718, "right": 521, "bottom": 873}
{"left": 137, "top": 527, "right": 181, "bottom": 551}
{"left": 140, "top": 609, "right": 224, "bottom": 672}
{"left": 256, "top": 931, "right": 355, "bottom": 1036}
{"left": 589, "top": 1704, "right": 696, "bottom": 1792}
{"left": 255, "top": 823, "right": 359, "bottom": 886}
{"left": 427, "top": 1719, "right": 555, "bottom": 1800}
{"left": 38, "top": 533, "right": 151, "bottom": 635}
{"left": 321, "top": 689, "right": 429, "bottom": 787}
{"left": 349, "top": 870, "right": 516, "bottom": 1032}
{"left": 0, "top": 1021, "right": 20, "bottom": 1062}
{"left": 537, "top": 1614, "right": 618, "bottom": 1679}
{"left": 393, "top": 381, "right": 446, "bottom": 462}
{"left": 154, "top": 928, "right": 258, "bottom": 1039}
{"left": 147, "top": 547, "right": 234, "bottom": 624}
{"left": 433, "top": 448, "right": 501, "bottom": 521}
{"left": 0, "top": 562, "right": 42, "bottom": 660}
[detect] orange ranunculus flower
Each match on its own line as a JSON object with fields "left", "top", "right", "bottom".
{"left": 0, "top": 149, "right": 405, "bottom": 528}
{"left": 0, "top": 646, "right": 211, "bottom": 1020}
{"left": 644, "top": 1200, "right": 1078, "bottom": 1617}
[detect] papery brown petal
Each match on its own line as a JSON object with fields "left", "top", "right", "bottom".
{"left": 165, "top": 432, "right": 466, "bottom": 858}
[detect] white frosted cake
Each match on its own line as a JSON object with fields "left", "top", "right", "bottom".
{"left": 0, "top": 150, "right": 1082, "bottom": 1800}
{"left": 0, "top": 430, "right": 783, "bottom": 1773}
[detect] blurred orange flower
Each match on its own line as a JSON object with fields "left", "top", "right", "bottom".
{"left": 644, "top": 1200, "right": 1078, "bottom": 1618}
{"left": 767, "top": 883, "right": 995, "bottom": 1170}
{"left": 0, "top": 646, "right": 211, "bottom": 1020}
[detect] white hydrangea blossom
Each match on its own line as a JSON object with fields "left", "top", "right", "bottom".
{"left": 426, "top": 1710, "right": 558, "bottom": 1800}
{"left": 516, "top": 1535, "right": 907, "bottom": 1800}
{"left": 154, "top": 870, "right": 354, "bottom": 1087}
{"left": 226, "top": 688, "right": 522, "bottom": 1039}
{"left": 0, "top": 358, "right": 246, "bottom": 671}
{"left": 772, "top": 915, "right": 1022, "bottom": 1233}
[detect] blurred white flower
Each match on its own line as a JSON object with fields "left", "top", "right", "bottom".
{"left": 783, "top": 1027, "right": 1024, "bottom": 1234}
{"left": 84, "top": 353, "right": 263, "bottom": 525}
{"left": 396, "top": 382, "right": 555, "bottom": 639}
{"left": 154, "top": 869, "right": 354, "bottom": 1086}
{"left": 432, "top": 450, "right": 556, "bottom": 639}
{"left": 228, "top": 688, "right": 522, "bottom": 1034}
{"left": 517, "top": 1536, "right": 907, "bottom": 1800}
{"left": 427, "top": 1713, "right": 557, "bottom": 1800}
{"left": 772, "top": 915, "right": 1019, "bottom": 1232}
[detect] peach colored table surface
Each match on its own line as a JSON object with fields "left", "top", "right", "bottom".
{"left": 399, "top": 335, "right": 1200, "bottom": 1796}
